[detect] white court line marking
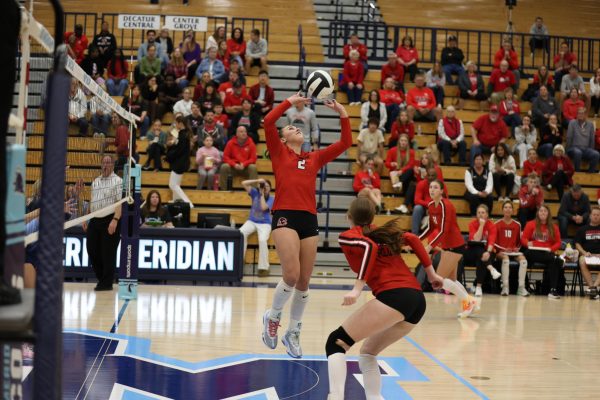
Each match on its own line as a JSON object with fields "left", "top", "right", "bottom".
{"left": 221, "top": 387, "right": 280, "bottom": 400}
{"left": 108, "top": 383, "right": 174, "bottom": 400}
{"left": 74, "top": 337, "right": 109, "bottom": 400}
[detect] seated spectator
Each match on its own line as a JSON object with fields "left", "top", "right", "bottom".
{"left": 142, "top": 119, "right": 167, "bottom": 171}
{"left": 341, "top": 50, "right": 364, "bottom": 105}
{"left": 219, "top": 126, "right": 258, "bottom": 190}
{"left": 137, "top": 30, "right": 168, "bottom": 75}
{"left": 343, "top": 33, "right": 368, "bottom": 75}
{"left": 553, "top": 41, "right": 577, "bottom": 92}
{"left": 395, "top": 35, "right": 419, "bottom": 82}
{"left": 227, "top": 28, "right": 246, "bottom": 67}
{"left": 360, "top": 90, "right": 386, "bottom": 132}
{"left": 199, "top": 83, "right": 221, "bottom": 114}
{"left": 141, "top": 76, "right": 159, "bottom": 122}
{"left": 216, "top": 40, "right": 231, "bottom": 71}
{"left": 489, "top": 143, "right": 517, "bottom": 201}
{"left": 521, "top": 205, "right": 564, "bottom": 299}
{"left": 522, "top": 148, "right": 544, "bottom": 177}
{"left": 426, "top": 62, "right": 445, "bottom": 107}
{"left": 213, "top": 103, "right": 229, "bottom": 131}
{"left": 205, "top": 25, "right": 226, "bottom": 55}
{"left": 353, "top": 157, "right": 383, "bottom": 211}
{"left": 138, "top": 44, "right": 162, "bottom": 84}
{"left": 529, "top": 16, "right": 550, "bottom": 55}
{"left": 196, "top": 135, "right": 222, "bottom": 190}
{"left": 409, "top": 167, "right": 444, "bottom": 233}
{"left": 574, "top": 206, "right": 600, "bottom": 299}
{"left": 140, "top": 190, "right": 174, "bottom": 228}
{"left": 406, "top": 72, "right": 440, "bottom": 122}
{"left": 181, "top": 30, "right": 202, "bottom": 81}
{"left": 285, "top": 100, "right": 318, "bottom": 152}
{"left": 64, "top": 22, "right": 88, "bottom": 48}
{"left": 165, "top": 116, "right": 194, "bottom": 207}
{"left": 80, "top": 45, "right": 106, "bottom": 88}
{"left": 186, "top": 102, "right": 203, "bottom": 136}
{"left": 513, "top": 115, "right": 537, "bottom": 168}
{"left": 239, "top": 178, "right": 274, "bottom": 276}
{"left": 196, "top": 47, "right": 225, "bottom": 82}
{"left": 105, "top": 48, "right": 129, "bottom": 96}
{"left": 381, "top": 52, "right": 404, "bottom": 92}
{"left": 197, "top": 109, "right": 226, "bottom": 151}
{"left": 437, "top": 105, "right": 466, "bottom": 165}
{"left": 157, "top": 27, "right": 174, "bottom": 57}
{"left": 560, "top": 65, "right": 588, "bottom": 106}
{"left": 538, "top": 114, "right": 562, "bottom": 158}
{"left": 218, "top": 71, "right": 246, "bottom": 102}
{"left": 122, "top": 84, "right": 150, "bottom": 138}
{"left": 385, "top": 134, "right": 415, "bottom": 193}
{"left": 518, "top": 172, "right": 544, "bottom": 227}
{"left": 249, "top": 70, "right": 274, "bottom": 115}
{"left": 566, "top": 107, "right": 599, "bottom": 172}
{"left": 523, "top": 65, "right": 554, "bottom": 101}
{"left": 396, "top": 153, "right": 443, "bottom": 216}
{"left": 493, "top": 38, "right": 521, "bottom": 88}
{"left": 457, "top": 61, "right": 487, "bottom": 110}
{"left": 389, "top": 110, "right": 414, "bottom": 149}
{"left": 89, "top": 96, "right": 112, "bottom": 136}
{"left": 165, "top": 47, "right": 189, "bottom": 89}
{"left": 357, "top": 118, "right": 385, "bottom": 174}
{"left": 470, "top": 105, "right": 509, "bottom": 165}
{"left": 378, "top": 77, "right": 404, "bottom": 131}
{"left": 487, "top": 60, "right": 517, "bottom": 104}
{"left": 440, "top": 35, "right": 464, "bottom": 85}
{"left": 109, "top": 114, "right": 139, "bottom": 170}
{"left": 223, "top": 59, "right": 247, "bottom": 85}
{"left": 531, "top": 85, "right": 559, "bottom": 128}
{"left": 193, "top": 71, "right": 212, "bottom": 101}
{"left": 467, "top": 204, "right": 501, "bottom": 297}
{"left": 499, "top": 87, "right": 522, "bottom": 133}
{"left": 590, "top": 68, "right": 600, "bottom": 118}
{"left": 66, "top": 33, "right": 85, "bottom": 64}
{"left": 558, "top": 184, "right": 590, "bottom": 239}
{"left": 224, "top": 81, "right": 251, "bottom": 116}
{"left": 173, "top": 88, "right": 193, "bottom": 117}
{"left": 68, "top": 79, "right": 88, "bottom": 137}
{"left": 245, "top": 29, "right": 268, "bottom": 73}
{"left": 543, "top": 144, "right": 574, "bottom": 201}
{"left": 465, "top": 153, "right": 494, "bottom": 215}
{"left": 157, "top": 74, "right": 182, "bottom": 120}
{"left": 230, "top": 98, "right": 261, "bottom": 143}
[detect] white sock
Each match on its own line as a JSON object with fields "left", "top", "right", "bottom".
{"left": 501, "top": 258, "right": 510, "bottom": 288}
{"left": 359, "top": 354, "right": 383, "bottom": 400}
{"left": 518, "top": 259, "right": 528, "bottom": 287}
{"left": 443, "top": 278, "right": 469, "bottom": 301}
{"left": 327, "top": 353, "right": 347, "bottom": 399}
{"left": 269, "top": 280, "right": 293, "bottom": 319}
{"left": 289, "top": 289, "right": 309, "bottom": 330}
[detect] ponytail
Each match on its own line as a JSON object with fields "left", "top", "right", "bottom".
{"left": 364, "top": 218, "right": 405, "bottom": 255}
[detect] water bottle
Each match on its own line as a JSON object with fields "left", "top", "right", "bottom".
{"left": 417, "top": 125, "right": 423, "bottom": 136}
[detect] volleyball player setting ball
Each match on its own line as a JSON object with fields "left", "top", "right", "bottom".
{"left": 329, "top": 198, "right": 444, "bottom": 399}
{"left": 261, "top": 91, "right": 352, "bottom": 358}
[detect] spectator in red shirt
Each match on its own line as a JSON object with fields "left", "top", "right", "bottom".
{"left": 381, "top": 52, "right": 405, "bottom": 92}
{"left": 66, "top": 32, "right": 85, "bottom": 64}
{"left": 553, "top": 41, "right": 577, "bottom": 92}
{"left": 227, "top": 28, "right": 246, "bottom": 68}
{"left": 499, "top": 87, "right": 522, "bottom": 133}
{"left": 108, "top": 114, "right": 138, "bottom": 170}
{"left": 395, "top": 36, "right": 419, "bottom": 82}
{"left": 385, "top": 134, "right": 415, "bottom": 193}
{"left": 193, "top": 71, "right": 212, "bottom": 101}
{"left": 340, "top": 50, "right": 364, "bottom": 105}
{"left": 224, "top": 81, "right": 250, "bottom": 116}
{"left": 249, "top": 70, "right": 274, "bottom": 115}
{"left": 407, "top": 167, "right": 442, "bottom": 233}
{"left": 389, "top": 110, "right": 414, "bottom": 149}
{"left": 543, "top": 144, "right": 574, "bottom": 201}
{"left": 105, "top": 48, "right": 129, "bottom": 96}
{"left": 406, "top": 73, "right": 440, "bottom": 123}
{"left": 518, "top": 172, "right": 544, "bottom": 227}
{"left": 219, "top": 125, "right": 258, "bottom": 190}
{"left": 64, "top": 24, "right": 88, "bottom": 54}
{"left": 522, "top": 65, "right": 554, "bottom": 101}
{"left": 378, "top": 77, "right": 404, "bottom": 131}
{"left": 487, "top": 60, "right": 517, "bottom": 104}
{"left": 218, "top": 71, "right": 246, "bottom": 103}
{"left": 457, "top": 61, "right": 487, "bottom": 110}
{"left": 343, "top": 33, "right": 368, "bottom": 77}
{"left": 493, "top": 39, "right": 521, "bottom": 89}
{"left": 353, "top": 157, "right": 382, "bottom": 211}
{"left": 470, "top": 105, "right": 509, "bottom": 165}
{"left": 522, "top": 148, "right": 544, "bottom": 177}
{"left": 466, "top": 204, "right": 500, "bottom": 298}
{"left": 562, "top": 88, "right": 585, "bottom": 129}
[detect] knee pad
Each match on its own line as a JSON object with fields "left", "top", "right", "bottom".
{"left": 326, "top": 326, "right": 355, "bottom": 357}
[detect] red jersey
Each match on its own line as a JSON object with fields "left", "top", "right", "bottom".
{"left": 522, "top": 160, "right": 544, "bottom": 177}
{"left": 222, "top": 137, "right": 257, "bottom": 167}
{"left": 341, "top": 60, "right": 364, "bottom": 85}
{"left": 489, "top": 69, "right": 516, "bottom": 92}
{"left": 406, "top": 87, "right": 436, "bottom": 110}
{"left": 223, "top": 92, "right": 251, "bottom": 109}
{"left": 414, "top": 179, "right": 447, "bottom": 207}
{"left": 214, "top": 113, "right": 230, "bottom": 130}
{"left": 384, "top": 147, "right": 416, "bottom": 173}
{"left": 343, "top": 43, "right": 368, "bottom": 62}
{"left": 353, "top": 170, "right": 381, "bottom": 193}
{"left": 468, "top": 219, "right": 497, "bottom": 249}
{"left": 381, "top": 62, "right": 405, "bottom": 85}
{"left": 264, "top": 100, "right": 352, "bottom": 214}
{"left": 390, "top": 121, "right": 415, "bottom": 142}
{"left": 339, "top": 227, "right": 431, "bottom": 294}
{"left": 553, "top": 52, "right": 577, "bottom": 71}
{"left": 518, "top": 184, "right": 544, "bottom": 210}
{"left": 499, "top": 99, "right": 521, "bottom": 117}
{"left": 378, "top": 89, "right": 404, "bottom": 106}
{"left": 494, "top": 219, "right": 522, "bottom": 252}
{"left": 218, "top": 81, "right": 247, "bottom": 97}
{"left": 420, "top": 198, "right": 465, "bottom": 249}
{"left": 472, "top": 114, "right": 509, "bottom": 147}
{"left": 521, "top": 221, "right": 561, "bottom": 251}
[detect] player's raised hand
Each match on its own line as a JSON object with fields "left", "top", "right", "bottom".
{"left": 323, "top": 99, "right": 348, "bottom": 117}
{"left": 287, "top": 92, "right": 311, "bottom": 107}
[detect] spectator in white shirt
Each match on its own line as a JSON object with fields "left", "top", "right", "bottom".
{"left": 68, "top": 79, "right": 88, "bottom": 137}
{"left": 245, "top": 28, "right": 268, "bottom": 73}
{"left": 590, "top": 67, "right": 600, "bottom": 117}
{"left": 173, "top": 88, "right": 194, "bottom": 117}
{"left": 426, "top": 62, "right": 446, "bottom": 107}
{"left": 513, "top": 115, "right": 537, "bottom": 168}
{"left": 89, "top": 96, "right": 112, "bottom": 136}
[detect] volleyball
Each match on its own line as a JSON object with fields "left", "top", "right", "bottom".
{"left": 306, "top": 69, "right": 334, "bottom": 99}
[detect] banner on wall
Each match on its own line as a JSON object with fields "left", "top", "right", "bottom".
{"left": 164, "top": 16, "right": 208, "bottom": 32}
{"left": 117, "top": 14, "right": 161, "bottom": 30}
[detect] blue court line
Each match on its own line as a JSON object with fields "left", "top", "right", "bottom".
{"left": 404, "top": 336, "right": 490, "bottom": 400}
{"left": 110, "top": 299, "right": 130, "bottom": 333}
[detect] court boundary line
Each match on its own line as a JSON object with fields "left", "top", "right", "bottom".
{"left": 110, "top": 299, "right": 130, "bottom": 333}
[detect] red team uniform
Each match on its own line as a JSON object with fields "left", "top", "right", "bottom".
{"left": 494, "top": 219, "right": 522, "bottom": 252}
{"left": 419, "top": 198, "right": 465, "bottom": 249}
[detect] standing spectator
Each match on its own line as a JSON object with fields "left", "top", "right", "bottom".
{"left": 109, "top": 114, "right": 138, "bottom": 170}
{"left": 80, "top": 46, "right": 106, "bottom": 88}
{"left": 389, "top": 110, "right": 414, "bottom": 149}
{"left": 343, "top": 33, "right": 368, "bottom": 76}
{"left": 186, "top": 102, "right": 203, "bottom": 137}
{"left": 138, "top": 44, "right": 161, "bottom": 84}
{"left": 198, "top": 109, "right": 226, "bottom": 152}
{"left": 437, "top": 105, "right": 466, "bottom": 165}
{"left": 173, "top": 88, "right": 194, "bottom": 117}
{"left": 380, "top": 52, "right": 404, "bottom": 92}
{"left": 514, "top": 115, "right": 537, "bottom": 168}
{"left": 142, "top": 119, "right": 167, "bottom": 171}
{"left": 529, "top": 16, "right": 550, "bottom": 55}
{"left": 440, "top": 35, "right": 464, "bottom": 85}
{"left": 425, "top": 62, "right": 445, "bottom": 107}
{"left": 357, "top": 118, "right": 385, "bottom": 174}
{"left": 590, "top": 67, "right": 600, "bottom": 117}
{"left": 166, "top": 47, "right": 189, "bottom": 89}
{"left": 193, "top": 71, "right": 212, "bottom": 101}
{"left": 63, "top": 24, "right": 88, "bottom": 53}
{"left": 395, "top": 36, "right": 419, "bottom": 82}
{"left": 85, "top": 155, "right": 122, "bottom": 291}
{"left": 89, "top": 96, "right": 112, "bottom": 136}
{"left": 523, "top": 65, "right": 554, "bottom": 101}
{"left": 464, "top": 153, "right": 494, "bottom": 215}
{"left": 574, "top": 206, "right": 600, "bottom": 299}
{"left": 240, "top": 178, "right": 274, "bottom": 276}
{"left": 560, "top": 65, "right": 588, "bottom": 106}
{"left": 141, "top": 76, "right": 159, "bottom": 122}
{"left": 157, "top": 27, "right": 174, "bottom": 57}
{"left": 538, "top": 114, "right": 562, "bottom": 158}
{"left": 227, "top": 28, "right": 246, "bottom": 67}
{"left": 489, "top": 143, "right": 516, "bottom": 201}
{"left": 493, "top": 39, "right": 521, "bottom": 89}
{"left": 531, "top": 85, "right": 559, "bottom": 128}
{"left": 249, "top": 70, "right": 274, "bottom": 115}
{"left": 206, "top": 26, "right": 226, "bottom": 54}
{"left": 566, "top": 107, "right": 599, "bottom": 172}
{"left": 518, "top": 173, "right": 544, "bottom": 227}
{"left": 66, "top": 33, "right": 85, "bottom": 64}
{"left": 406, "top": 72, "right": 440, "bottom": 122}
{"left": 457, "top": 61, "right": 487, "bottom": 110}
{"left": 219, "top": 126, "right": 258, "bottom": 190}
{"left": 562, "top": 88, "right": 585, "bottom": 129}
{"left": 245, "top": 29, "right": 268, "bottom": 73}
{"left": 353, "top": 157, "right": 383, "bottom": 211}
{"left": 224, "top": 81, "right": 250, "bottom": 116}
{"left": 93, "top": 21, "right": 117, "bottom": 65}
{"left": 68, "top": 79, "right": 88, "bottom": 137}
{"left": 341, "top": 50, "right": 364, "bottom": 105}
{"left": 181, "top": 30, "right": 202, "bottom": 81}
{"left": 470, "top": 105, "right": 509, "bottom": 165}
{"left": 543, "top": 144, "right": 574, "bottom": 201}
{"left": 140, "top": 190, "right": 174, "bottom": 228}
{"left": 285, "top": 101, "right": 318, "bottom": 152}
{"left": 230, "top": 98, "right": 261, "bottom": 143}
{"left": 122, "top": 84, "right": 149, "bottom": 138}
{"left": 553, "top": 41, "right": 577, "bottom": 93}
{"left": 385, "top": 134, "right": 415, "bottom": 193}
{"left": 487, "top": 60, "right": 517, "bottom": 104}
{"left": 467, "top": 204, "right": 500, "bottom": 298}
{"left": 196, "top": 135, "right": 222, "bottom": 190}
{"left": 157, "top": 74, "right": 182, "bottom": 120}
{"left": 378, "top": 77, "right": 404, "bottom": 131}
{"left": 196, "top": 47, "right": 225, "bottom": 82}
{"left": 360, "top": 90, "right": 387, "bottom": 132}
{"left": 558, "top": 185, "right": 590, "bottom": 239}
{"left": 105, "top": 48, "right": 129, "bottom": 96}
{"left": 522, "top": 148, "right": 544, "bottom": 178}
{"left": 137, "top": 30, "right": 167, "bottom": 69}
{"left": 165, "top": 116, "right": 194, "bottom": 208}
{"left": 499, "top": 87, "right": 522, "bottom": 133}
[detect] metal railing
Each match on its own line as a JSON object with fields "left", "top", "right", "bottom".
{"left": 231, "top": 17, "right": 269, "bottom": 41}
{"left": 297, "top": 24, "right": 306, "bottom": 88}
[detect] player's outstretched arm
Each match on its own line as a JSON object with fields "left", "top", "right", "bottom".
{"left": 317, "top": 100, "right": 352, "bottom": 165}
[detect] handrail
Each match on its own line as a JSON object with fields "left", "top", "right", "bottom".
{"left": 316, "top": 189, "right": 331, "bottom": 248}
{"left": 297, "top": 24, "right": 306, "bottom": 88}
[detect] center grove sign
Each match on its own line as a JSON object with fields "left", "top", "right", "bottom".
{"left": 164, "top": 16, "right": 208, "bottom": 31}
